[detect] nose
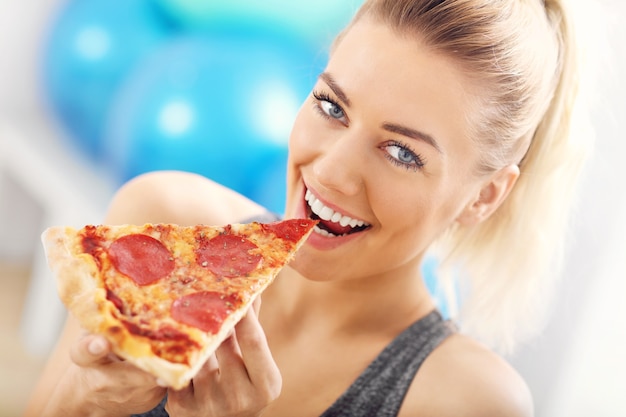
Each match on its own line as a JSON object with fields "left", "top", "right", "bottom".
{"left": 312, "top": 131, "right": 364, "bottom": 196}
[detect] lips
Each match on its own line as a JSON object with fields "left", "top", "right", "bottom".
{"left": 305, "top": 189, "right": 370, "bottom": 237}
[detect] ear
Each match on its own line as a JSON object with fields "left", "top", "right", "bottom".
{"left": 456, "top": 164, "right": 520, "bottom": 226}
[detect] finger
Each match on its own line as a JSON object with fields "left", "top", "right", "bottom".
{"left": 167, "top": 379, "right": 194, "bottom": 406}
{"left": 204, "top": 351, "right": 221, "bottom": 375}
{"left": 213, "top": 334, "right": 246, "bottom": 382}
{"left": 169, "top": 352, "right": 219, "bottom": 405}
{"left": 253, "top": 295, "right": 262, "bottom": 316}
{"left": 70, "top": 334, "right": 114, "bottom": 367}
{"left": 235, "top": 308, "right": 281, "bottom": 390}
{"left": 194, "top": 352, "right": 220, "bottom": 384}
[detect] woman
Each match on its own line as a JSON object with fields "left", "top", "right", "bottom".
{"left": 24, "top": 0, "right": 590, "bottom": 416}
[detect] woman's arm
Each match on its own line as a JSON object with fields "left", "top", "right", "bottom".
{"left": 104, "top": 170, "right": 270, "bottom": 226}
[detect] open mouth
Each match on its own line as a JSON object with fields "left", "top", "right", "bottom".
{"left": 305, "top": 189, "right": 371, "bottom": 237}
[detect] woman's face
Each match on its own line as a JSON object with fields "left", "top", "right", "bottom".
{"left": 285, "top": 18, "right": 485, "bottom": 283}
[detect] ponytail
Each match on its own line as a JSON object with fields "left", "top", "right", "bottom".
{"left": 436, "top": 0, "right": 593, "bottom": 352}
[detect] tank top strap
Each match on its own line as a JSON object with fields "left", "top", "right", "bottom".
{"left": 320, "top": 310, "right": 455, "bottom": 417}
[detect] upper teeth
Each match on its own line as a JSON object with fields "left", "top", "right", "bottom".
{"left": 305, "top": 190, "right": 369, "bottom": 228}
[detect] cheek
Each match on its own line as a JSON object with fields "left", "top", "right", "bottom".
{"left": 375, "top": 181, "right": 467, "bottom": 242}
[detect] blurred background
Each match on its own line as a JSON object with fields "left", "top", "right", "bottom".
{"left": 0, "top": 0, "right": 624, "bottom": 416}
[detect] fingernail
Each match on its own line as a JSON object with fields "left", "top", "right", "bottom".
{"left": 156, "top": 378, "right": 168, "bottom": 387}
{"left": 88, "top": 338, "right": 106, "bottom": 355}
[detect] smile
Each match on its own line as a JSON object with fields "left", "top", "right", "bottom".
{"left": 305, "top": 189, "right": 371, "bottom": 237}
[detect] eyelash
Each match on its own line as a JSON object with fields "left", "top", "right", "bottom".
{"left": 311, "top": 89, "right": 426, "bottom": 172}
{"left": 312, "top": 90, "right": 346, "bottom": 123}
{"left": 312, "top": 90, "right": 333, "bottom": 105}
{"left": 381, "top": 141, "right": 426, "bottom": 172}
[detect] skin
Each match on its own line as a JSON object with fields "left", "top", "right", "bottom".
{"left": 24, "top": 18, "right": 532, "bottom": 417}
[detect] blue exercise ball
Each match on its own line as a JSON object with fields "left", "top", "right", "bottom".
{"left": 103, "top": 32, "right": 317, "bottom": 211}
{"left": 42, "top": 0, "right": 169, "bottom": 159}
{"left": 244, "top": 145, "right": 289, "bottom": 215}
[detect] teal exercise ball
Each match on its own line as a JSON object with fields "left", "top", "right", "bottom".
{"left": 151, "top": 0, "right": 364, "bottom": 47}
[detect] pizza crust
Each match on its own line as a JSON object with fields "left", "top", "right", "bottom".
{"left": 42, "top": 227, "right": 106, "bottom": 335}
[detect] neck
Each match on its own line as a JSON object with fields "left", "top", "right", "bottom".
{"left": 262, "top": 261, "right": 436, "bottom": 338}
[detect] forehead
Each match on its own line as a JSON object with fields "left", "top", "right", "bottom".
{"left": 326, "top": 19, "right": 480, "bottom": 157}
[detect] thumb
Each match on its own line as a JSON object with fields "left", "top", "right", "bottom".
{"left": 70, "top": 334, "right": 114, "bottom": 367}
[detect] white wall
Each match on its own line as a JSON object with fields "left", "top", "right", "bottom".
{"left": 1, "top": 0, "right": 625, "bottom": 415}
{"left": 549, "top": 199, "right": 626, "bottom": 416}
{"left": 0, "top": 0, "right": 61, "bottom": 117}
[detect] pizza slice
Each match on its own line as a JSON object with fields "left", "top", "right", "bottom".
{"left": 41, "top": 219, "right": 317, "bottom": 389}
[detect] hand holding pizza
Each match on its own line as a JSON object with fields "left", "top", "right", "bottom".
{"left": 49, "top": 332, "right": 166, "bottom": 416}
{"left": 166, "top": 304, "right": 282, "bottom": 417}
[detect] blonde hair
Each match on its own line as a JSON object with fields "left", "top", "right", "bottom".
{"left": 345, "top": 0, "right": 592, "bottom": 352}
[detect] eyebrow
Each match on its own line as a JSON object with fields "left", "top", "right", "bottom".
{"left": 319, "top": 72, "right": 351, "bottom": 107}
{"left": 383, "top": 123, "right": 443, "bottom": 154}
{"left": 319, "top": 72, "right": 442, "bottom": 154}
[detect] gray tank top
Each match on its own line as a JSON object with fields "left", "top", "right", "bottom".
{"left": 134, "top": 310, "right": 454, "bottom": 417}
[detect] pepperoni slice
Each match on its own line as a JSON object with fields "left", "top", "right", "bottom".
{"left": 262, "top": 219, "right": 317, "bottom": 243}
{"left": 196, "top": 234, "right": 261, "bottom": 278}
{"left": 108, "top": 234, "right": 175, "bottom": 286}
{"left": 171, "top": 291, "right": 240, "bottom": 333}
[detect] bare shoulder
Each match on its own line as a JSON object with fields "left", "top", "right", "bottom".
{"left": 105, "top": 170, "right": 268, "bottom": 225}
{"left": 400, "top": 333, "right": 533, "bottom": 417}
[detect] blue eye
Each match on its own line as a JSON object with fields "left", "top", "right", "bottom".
{"left": 312, "top": 91, "right": 347, "bottom": 123}
{"left": 320, "top": 100, "right": 345, "bottom": 120}
{"left": 382, "top": 141, "right": 425, "bottom": 171}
